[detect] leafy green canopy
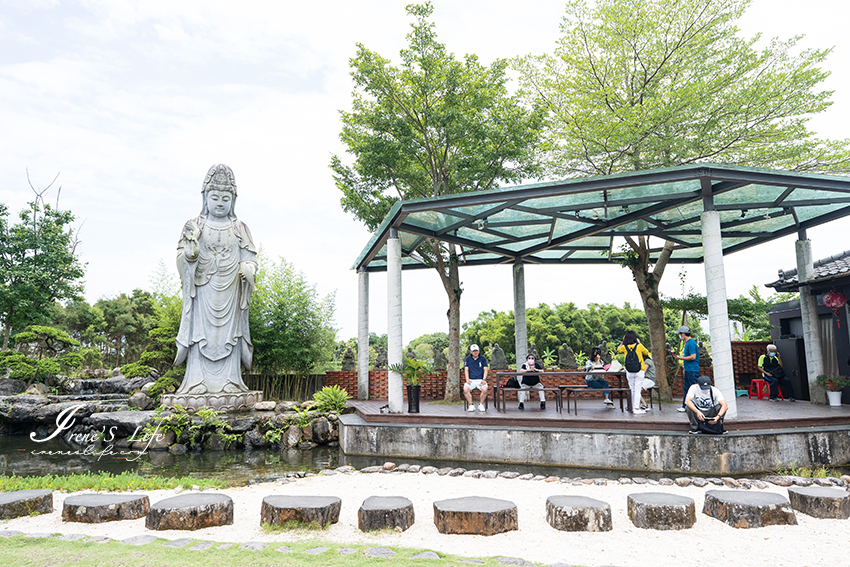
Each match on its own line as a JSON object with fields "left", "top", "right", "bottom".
{"left": 514, "top": 0, "right": 849, "bottom": 177}
{"left": 249, "top": 255, "right": 336, "bottom": 375}
{"left": 0, "top": 196, "right": 85, "bottom": 350}
{"left": 462, "top": 303, "right": 695, "bottom": 361}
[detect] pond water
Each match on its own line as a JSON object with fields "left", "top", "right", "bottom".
{"left": 6, "top": 434, "right": 835, "bottom": 484}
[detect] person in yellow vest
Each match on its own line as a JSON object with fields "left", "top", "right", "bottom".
{"left": 757, "top": 344, "right": 796, "bottom": 402}
{"left": 617, "top": 331, "right": 651, "bottom": 414}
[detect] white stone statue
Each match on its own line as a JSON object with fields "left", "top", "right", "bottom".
{"left": 173, "top": 164, "right": 257, "bottom": 395}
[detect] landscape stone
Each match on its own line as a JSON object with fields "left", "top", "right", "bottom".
{"left": 787, "top": 486, "right": 850, "bottom": 519}
{"left": 517, "top": 473, "right": 534, "bottom": 481}
{"left": 703, "top": 490, "right": 797, "bottom": 528}
{"left": 240, "top": 542, "right": 266, "bottom": 550}
{"left": 382, "top": 461, "right": 396, "bottom": 470}
{"left": 0, "top": 531, "right": 24, "bottom": 538}
{"left": 285, "top": 425, "right": 302, "bottom": 447}
{"left": 85, "top": 411, "right": 155, "bottom": 436}
{"left": 85, "top": 536, "right": 111, "bottom": 543}
{"left": 433, "top": 496, "right": 518, "bottom": 536}
{"left": 57, "top": 534, "right": 87, "bottom": 541}
{"left": 304, "top": 547, "right": 330, "bottom": 554}
{"left": 146, "top": 493, "right": 234, "bottom": 531}
{"left": 24, "top": 383, "right": 49, "bottom": 396}
{"left": 24, "top": 533, "right": 54, "bottom": 539}
{"left": 311, "top": 417, "right": 332, "bottom": 443}
{"left": 693, "top": 479, "right": 708, "bottom": 487}
{"left": 463, "top": 470, "right": 483, "bottom": 478}
{"left": 395, "top": 463, "right": 410, "bottom": 472}
{"left": 448, "top": 468, "right": 466, "bottom": 477}
{"left": 546, "top": 495, "right": 612, "bottom": 532}
{"left": 675, "top": 478, "right": 692, "bottom": 487}
{"left": 0, "top": 379, "right": 26, "bottom": 396}
{"left": 276, "top": 545, "right": 293, "bottom": 553}
{"left": 436, "top": 467, "right": 453, "bottom": 476}
{"left": 63, "top": 494, "right": 150, "bottom": 523}
{"left": 762, "top": 475, "right": 793, "bottom": 487}
{"left": 190, "top": 542, "right": 213, "bottom": 550}
{"left": 98, "top": 376, "right": 154, "bottom": 395}
{"left": 128, "top": 392, "right": 154, "bottom": 411}
{"left": 162, "top": 538, "right": 194, "bottom": 548}
{"left": 408, "top": 465, "right": 421, "bottom": 473}
{"left": 261, "top": 495, "right": 342, "bottom": 527}
{"left": 0, "top": 489, "right": 52, "bottom": 520}
{"left": 169, "top": 443, "right": 188, "bottom": 455}
{"left": 254, "top": 401, "right": 276, "bottom": 411}
{"left": 628, "top": 492, "right": 696, "bottom": 530}
{"left": 496, "top": 558, "right": 534, "bottom": 566}
{"left": 358, "top": 496, "right": 415, "bottom": 532}
{"left": 121, "top": 535, "right": 159, "bottom": 545}
{"left": 412, "top": 551, "right": 442, "bottom": 559}
{"left": 360, "top": 466, "right": 382, "bottom": 474}
{"left": 366, "top": 547, "right": 396, "bottom": 558}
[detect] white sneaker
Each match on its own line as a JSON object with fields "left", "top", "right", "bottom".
{"left": 467, "top": 405, "right": 476, "bottom": 412}
{"left": 603, "top": 398, "right": 614, "bottom": 406}
{"left": 676, "top": 407, "right": 687, "bottom": 413}
{"left": 478, "top": 404, "right": 486, "bottom": 412}
{"left": 633, "top": 409, "right": 647, "bottom": 415}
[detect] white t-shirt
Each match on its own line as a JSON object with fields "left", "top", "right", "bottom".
{"left": 686, "top": 385, "right": 725, "bottom": 411}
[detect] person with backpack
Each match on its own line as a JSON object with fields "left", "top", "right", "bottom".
{"left": 673, "top": 326, "right": 699, "bottom": 412}
{"left": 617, "top": 331, "right": 651, "bottom": 414}
{"left": 685, "top": 376, "right": 728, "bottom": 434}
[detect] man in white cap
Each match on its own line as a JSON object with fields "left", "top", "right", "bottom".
{"left": 757, "top": 344, "right": 796, "bottom": 402}
{"left": 463, "top": 344, "right": 489, "bottom": 412}
{"left": 673, "top": 325, "right": 699, "bottom": 412}
{"left": 684, "top": 376, "right": 728, "bottom": 434}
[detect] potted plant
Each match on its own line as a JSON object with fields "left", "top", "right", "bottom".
{"left": 389, "top": 358, "right": 434, "bottom": 413}
{"left": 816, "top": 375, "right": 850, "bottom": 406}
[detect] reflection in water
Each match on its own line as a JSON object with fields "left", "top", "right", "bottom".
{"left": 4, "top": 435, "right": 840, "bottom": 483}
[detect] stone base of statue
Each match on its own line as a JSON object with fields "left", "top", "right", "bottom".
{"left": 161, "top": 391, "right": 263, "bottom": 413}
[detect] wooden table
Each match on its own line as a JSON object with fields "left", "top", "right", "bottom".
{"left": 495, "top": 370, "right": 631, "bottom": 413}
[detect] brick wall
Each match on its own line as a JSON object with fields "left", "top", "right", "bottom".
{"left": 327, "top": 342, "right": 763, "bottom": 400}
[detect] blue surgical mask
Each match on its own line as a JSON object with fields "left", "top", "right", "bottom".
{"left": 769, "top": 352, "right": 777, "bottom": 358}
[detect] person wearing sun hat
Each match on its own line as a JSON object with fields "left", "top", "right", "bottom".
{"left": 463, "top": 344, "right": 489, "bottom": 412}
{"left": 684, "top": 375, "right": 728, "bottom": 434}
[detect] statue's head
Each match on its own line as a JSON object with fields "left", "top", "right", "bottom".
{"left": 201, "top": 164, "right": 238, "bottom": 218}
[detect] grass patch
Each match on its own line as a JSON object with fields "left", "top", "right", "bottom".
{"left": 261, "top": 520, "right": 328, "bottom": 532}
{"left": 775, "top": 461, "right": 838, "bottom": 479}
{"left": 0, "top": 535, "right": 469, "bottom": 566}
{"left": 0, "top": 472, "right": 227, "bottom": 493}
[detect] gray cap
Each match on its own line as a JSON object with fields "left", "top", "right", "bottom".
{"left": 698, "top": 376, "right": 712, "bottom": 390}
{"left": 677, "top": 326, "right": 690, "bottom": 334}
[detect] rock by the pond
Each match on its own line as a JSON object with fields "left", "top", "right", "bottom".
{"left": 358, "top": 496, "right": 415, "bottom": 532}
{"left": 0, "top": 489, "right": 52, "bottom": 520}
{"left": 169, "top": 443, "right": 188, "bottom": 455}
{"left": 98, "top": 375, "right": 153, "bottom": 394}
{"left": 254, "top": 401, "right": 276, "bottom": 411}
{"left": 546, "top": 495, "right": 612, "bottom": 532}
{"left": 146, "top": 494, "right": 234, "bottom": 531}
{"left": 703, "top": 490, "right": 796, "bottom": 528}
{"left": 63, "top": 494, "right": 150, "bottom": 523}
{"left": 85, "top": 411, "right": 155, "bottom": 436}
{"left": 787, "top": 486, "right": 850, "bottom": 519}
{"left": 433, "top": 496, "right": 518, "bottom": 536}
{"left": 128, "top": 392, "right": 154, "bottom": 411}
{"left": 260, "top": 495, "right": 342, "bottom": 527}
{"left": 628, "top": 492, "right": 695, "bottom": 530}
{"left": 0, "top": 379, "right": 26, "bottom": 396}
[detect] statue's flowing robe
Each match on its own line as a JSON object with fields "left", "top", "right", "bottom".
{"left": 175, "top": 216, "right": 257, "bottom": 394}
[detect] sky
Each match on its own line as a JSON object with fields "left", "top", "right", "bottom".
{"left": 1, "top": 0, "right": 848, "bottom": 346}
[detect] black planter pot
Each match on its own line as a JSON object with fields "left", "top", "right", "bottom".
{"left": 406, "top": 384, "right": 421, "bottom": 413}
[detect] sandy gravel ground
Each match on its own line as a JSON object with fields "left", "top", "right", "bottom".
{"left": 2, "top": 472, "right": 848, "bottom": 567}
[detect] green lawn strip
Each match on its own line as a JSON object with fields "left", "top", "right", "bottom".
{"left": 0, "top": 535, "right": 502, "bottom": 567}
{"left": 0, "top": 472, "right": 226, "bottom": 492}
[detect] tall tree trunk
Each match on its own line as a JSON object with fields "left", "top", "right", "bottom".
{"left": 427, "top": 239, "right": 462, "bottom": 402}
{"left": 2, "top": 319, "right": 11, "bottom": 351}
{"left": 624, "top": 236, "right": 675, "bottom": 402}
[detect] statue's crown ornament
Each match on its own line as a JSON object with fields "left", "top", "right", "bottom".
{"left": 202, "top": 164, "right": 237, "bottom": 195}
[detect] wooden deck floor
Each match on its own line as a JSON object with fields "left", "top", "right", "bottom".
{"left": 349, "top": 396, "right": 850, "bottom": 432}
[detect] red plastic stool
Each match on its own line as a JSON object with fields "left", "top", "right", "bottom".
{"left": 749, "top": 379, "right": 769, "bottom": 400}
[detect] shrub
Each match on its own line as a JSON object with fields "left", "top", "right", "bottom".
{"left": 312, "top": 385, "right": 350, "bottom": 413}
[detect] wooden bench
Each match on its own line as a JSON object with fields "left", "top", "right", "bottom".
{"left": 494, "top": 386, "right": 563, "bottom": 413}
{"left": 560, "top": 385, "right": 633, "bottom": 414}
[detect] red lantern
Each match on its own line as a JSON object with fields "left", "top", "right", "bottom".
{"left": 823, "top": 291, "right": 847, "bottom": 328}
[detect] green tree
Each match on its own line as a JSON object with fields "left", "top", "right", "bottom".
{"left": 514, "top": 0, "right": 849, "bottom": 399}
{"left": 0, "top": 325, "right": 82, "bottom": 383}
{"left": 95, "top": 290, "right": 157, "bottom": 368}
{"left": 331, "top": 2, "right": 542, "bottom": 401}
{"left": 0, "top": 181, "right": 85, "bottom": 350}
{"left": 407, "top": 332, "right": 448, "bottom": 362}
{"left": 249, "top": 255, "right": 336, "bottom": 376}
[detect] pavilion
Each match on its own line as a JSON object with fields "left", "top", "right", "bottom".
{"left": 352, "top": 164, "right": 850, "bottom": 418}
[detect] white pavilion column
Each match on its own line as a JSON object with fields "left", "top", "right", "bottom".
{"left": 796, "top": 234, "right": 825, "bottom": 403}
{"left": 357, "top": 268, "right": 369, "bottom": 401}
{"left": 387, "top": 229, "right": 404, "bottom": 413}
{"left": 701, "top": 209, "right": 738, "bottom": 418}
{"left": 513, "top": 260, "right": 527, "bottom": 367}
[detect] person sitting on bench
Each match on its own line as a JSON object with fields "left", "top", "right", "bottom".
{"left": 518, "top": 353, "right": 546, "bottom": 411}
{"left": 584, "top": 347, "right": 614, "bottom": 407}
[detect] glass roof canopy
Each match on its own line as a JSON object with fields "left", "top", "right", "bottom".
{"left": 354, "top": 164, "right": 850, "bottom": 272}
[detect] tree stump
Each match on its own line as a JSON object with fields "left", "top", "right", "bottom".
{"left": 788, "top": 486, "right": 850, "bottom": 519}
{"left": 628, "top": 492, "right": 695, "bottom": 530}
{"left": 63, "top": 494, "right": 150, "bottom": 523}
{"left": 260, "top": 495, "right": 342, "bottom": 527}
{"left": 703, "top": 490, "right": 796, "bottom": 528}
{"left": 433, "top": 496, "right": 518, "bottom": 535}
{"left": 358, "top": 496, "right": 415, "bottom": 532}
{"left": 0, "top": 490, "right": 52, "bottom": 520}
{"left": 145, "top": 494, "right": 234, "bottom": 530}
{"left": 546, "top": 495, "right": 612, "bottom": 532}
